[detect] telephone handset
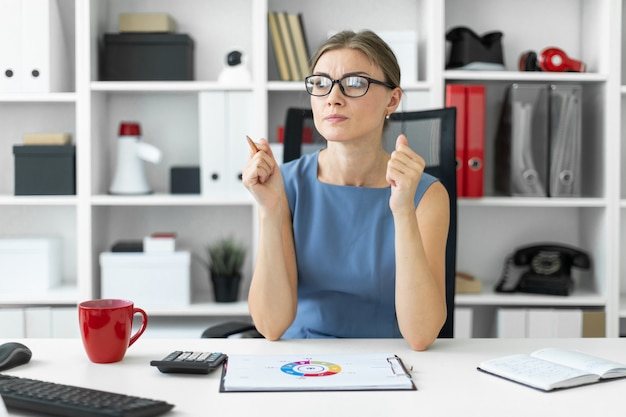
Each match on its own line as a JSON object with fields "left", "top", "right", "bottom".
{"left": 495, "top": 243, "right": 591, "bottom": 296}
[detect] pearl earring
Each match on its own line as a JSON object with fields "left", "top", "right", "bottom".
{"left": 385, "top": 114, "right": 390, "bottom": 120}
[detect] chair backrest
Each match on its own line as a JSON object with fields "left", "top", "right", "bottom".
{"left": 283, "top": 107, "right": 457, "bottom": 338}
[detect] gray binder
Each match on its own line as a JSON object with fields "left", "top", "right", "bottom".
{"left": 495, "top": 84, "right": 549, "bottom": 197}
{"left": 549, "top": 85, "right": 582, "bottom": 197}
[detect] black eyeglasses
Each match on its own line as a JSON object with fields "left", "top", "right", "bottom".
{"left": 304, "top": 75, "right": 396, "bottom": 98}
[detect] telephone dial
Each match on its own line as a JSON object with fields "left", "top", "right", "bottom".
{"left": 495, "top": 243, "right": 591, "bottom": 296}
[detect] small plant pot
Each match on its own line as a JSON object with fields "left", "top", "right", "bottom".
{"left": 211, "top": 273, "right": 241, "bottom": 302}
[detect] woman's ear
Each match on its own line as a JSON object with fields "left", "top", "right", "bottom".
{"left": 386, "top": 87, "right": 402, "bottom": 115}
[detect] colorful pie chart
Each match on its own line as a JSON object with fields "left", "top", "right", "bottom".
{"left": 281, "top": 360, "right": 342, "bottom": 377}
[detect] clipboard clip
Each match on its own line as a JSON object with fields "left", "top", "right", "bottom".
{"left": 387, "top": 355, "right": 412, "bottom": 377}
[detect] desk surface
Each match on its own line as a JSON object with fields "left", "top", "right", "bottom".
{"left": 1, "top": 337, "right": 625, "bottom": 417}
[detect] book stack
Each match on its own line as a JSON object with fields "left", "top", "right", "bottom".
{"left": 268, "top": 11, "right": 310, "bottom": 81}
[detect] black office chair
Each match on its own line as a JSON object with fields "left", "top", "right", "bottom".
{"left": 202, "top": 107, "right": 457, "bottom": 338}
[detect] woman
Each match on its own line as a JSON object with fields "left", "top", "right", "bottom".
{"left": 243, "top": 30, "right": 449, "bottom": 351}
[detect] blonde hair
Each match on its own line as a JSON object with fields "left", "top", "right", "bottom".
{"left": 310, "top": 30, "right": 401, "bottom": 88}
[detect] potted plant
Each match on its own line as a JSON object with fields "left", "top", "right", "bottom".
{"left": 206, "top": 237, "right": 246, "bottom": 302}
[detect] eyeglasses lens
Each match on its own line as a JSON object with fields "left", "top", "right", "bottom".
{"left": 305, "top": 76, "right": 369, "bottom": 98}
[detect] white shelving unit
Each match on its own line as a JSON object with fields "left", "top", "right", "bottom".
{"left": 448, "top": 0, "right": 622, "bottom": 338}
{"left": 0, "top": 0, "right": 623, "bottom": 338}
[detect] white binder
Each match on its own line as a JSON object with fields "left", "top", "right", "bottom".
{"left": 0, "top": 0, "right": 69, "bottom": 93}
{"left": 0, "top": 308, "right": 25, "bottom": 338}
{"left": 199, "top": 91, "right": 252, "bottom": 198}
{"left": 199, "top": 92, "right": 228, "bottom": 196}
{"left": 0, "top": 0, "right": 22, "bottom": 92}
{"left": 226, "top": 91, "right": 252, "bottom": 198}
{"left": 496, "top": 308, "right": 527, "bottom": 338}
{"left": 24, "top": 307, "right": 53, "bottom": 338}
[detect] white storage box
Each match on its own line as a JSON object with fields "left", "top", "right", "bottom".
{"left": 100, "top": 251, "right": 191, "bottom": 308}
{"left": 0, "top": 238, "right": 61, "bottom": 292}
{"left": 327, "top": 30, "right": 418, "bottom": 82}
{"left": 377, "top": 30, "right": 418, "bottom": 83}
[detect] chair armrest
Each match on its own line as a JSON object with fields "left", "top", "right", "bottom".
{"left": 200, "top": 321, "right": 261, "bottom": 338}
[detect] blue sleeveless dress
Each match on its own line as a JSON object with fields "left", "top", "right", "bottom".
{"left": 280, "top": 151, "right": 438, "bottom": 338}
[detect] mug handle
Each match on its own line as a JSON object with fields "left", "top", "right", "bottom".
{"left": 128, "top": 307, "right": 148, "bottom": 347}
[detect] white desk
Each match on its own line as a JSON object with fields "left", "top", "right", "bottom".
{"left": 1, "top": 337, "right": 625, "bottom": 417}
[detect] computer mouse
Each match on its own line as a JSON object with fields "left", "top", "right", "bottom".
{"left": 0, "top": 342, "right": 32, "bottom": 371}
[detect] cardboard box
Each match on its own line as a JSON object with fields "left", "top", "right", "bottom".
{"left": 13, "top": 145, "right": 75, "bottom": 195}
{"left": 22, "top": 133, "right": 72, "bottom": 145}
{"left": 119, "top": 13, "right": 176, "bottom": 33}
{"left": 100, "top": 251, "right": 191, "bottom": 308}
{"left": 0, "top": 238, "right": 61, "bottom": 292}
{"left": 101, "top": 33, "right": 194, "bottom": 81}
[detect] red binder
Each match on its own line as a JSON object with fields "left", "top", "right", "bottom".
{"left": 445, "top": 84, "right": 467, "bottom": 197}
{"left": 465, "top": 85, "right": 485, "bottom": 197}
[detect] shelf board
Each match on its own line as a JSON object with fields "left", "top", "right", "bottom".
{"left": 0, "top": 285, "right": 79, "bottom": 305}
{"left": 459, "top": 197, "right": 607, "bottom": 208}
{"left": 445, "top": 70, "right": 607, "bottom": 82}
{"left": 90, "top": 194, "right": 254, "bottom": 206}
{"left": 0, "top": 195, "right": 77, "bottom": 206}
{"left": 143, "top": 301, "right": 250, "bottom": 317}
{"left": 91, "top": 81, "right": 253, "bottom": 92}
{"left": 0, "top": 92, "right": 77, "bottom": 102}
{"left": 456, "top": 286, "right": 605, "bottom": 307}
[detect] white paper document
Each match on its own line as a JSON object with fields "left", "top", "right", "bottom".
{"left": 220, "top": 352, "right": 415, "bottom": 392}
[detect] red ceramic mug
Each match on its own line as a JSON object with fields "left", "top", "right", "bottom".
{"left": 78, "top": 299, "right": 148, "bottom": 363}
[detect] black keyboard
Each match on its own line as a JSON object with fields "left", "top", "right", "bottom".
{"left": 0, "top": 374, "right": 174, "bottom": 417}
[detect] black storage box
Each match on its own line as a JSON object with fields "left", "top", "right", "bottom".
{"left": 13, "top": 145, "right": 76, "bottom": 195}
{"left": 170, "top": 166, "right": 200, "bottom": 194}
{"left": 101, "top": 33, "right": 194, "bottom": 81}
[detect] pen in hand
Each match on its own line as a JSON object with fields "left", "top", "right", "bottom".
{"left": 246, "top": 135, "right": 260, "bottom": 153}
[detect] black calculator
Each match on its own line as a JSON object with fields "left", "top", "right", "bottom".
{"left": 150, "top": 351, "right": 227, "bottom": 374}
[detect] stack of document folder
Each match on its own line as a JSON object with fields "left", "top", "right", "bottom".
{"left": 495, "top": 83, "right": 582, "bottom": 197}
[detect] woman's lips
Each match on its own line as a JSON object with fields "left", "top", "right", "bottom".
{"left": 325, "top": 114, "right": 347, "bottom": 123}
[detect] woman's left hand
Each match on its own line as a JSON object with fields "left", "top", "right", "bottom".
{"left": 386, "top": 134, "right": 425, "bottom": 214}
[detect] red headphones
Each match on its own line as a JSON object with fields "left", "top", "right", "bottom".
{"left": 519, "top": 47, "right": 586, "bottom": 72}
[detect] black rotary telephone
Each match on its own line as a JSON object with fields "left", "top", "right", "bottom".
{"left": 495, "top": 243, "right": 591, "bottom": 296}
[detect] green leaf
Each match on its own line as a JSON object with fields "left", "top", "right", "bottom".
{"left": 207, "top": 237, "right": 246, "bottom": 276}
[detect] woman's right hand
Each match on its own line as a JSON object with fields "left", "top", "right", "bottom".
{"left": 242, "top": 138, "right": 284, "bottom": 209}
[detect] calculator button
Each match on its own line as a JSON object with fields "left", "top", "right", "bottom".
{"left": 163, "top": 351, "right": 181, "bottom": 361}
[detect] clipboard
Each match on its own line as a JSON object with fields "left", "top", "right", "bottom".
{"left": 219, "top": 352, "right": 416, "bottom": 392}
